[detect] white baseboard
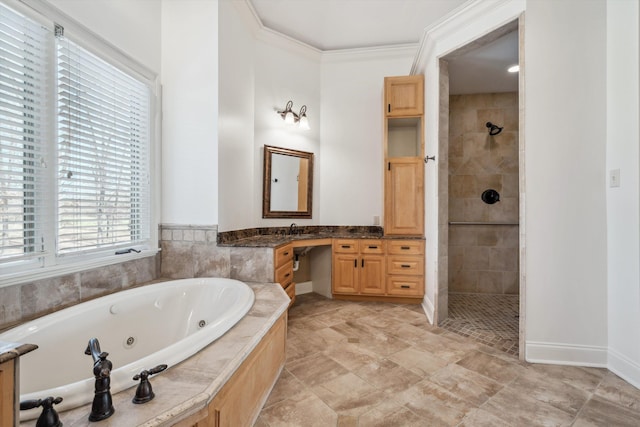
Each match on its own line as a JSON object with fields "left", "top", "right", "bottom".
{"left": 525, "top": 341, "right": 608, "bottom": 367}
{"left": 608, "top": 347, "right": 640, "bottom": 389}
{"left": 295, "top": 281, "right": 313, "bottom": 295}
{"left": 422, "top": 297, "right": 434, "bottom": 325}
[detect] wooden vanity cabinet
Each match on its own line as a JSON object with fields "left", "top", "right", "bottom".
{"left": 331, "top": 238, "right": 424, "bottom": 301}
{"left": 384, "top": 75, "right": 424, "bottom": 117}
{"left": 386, "top": 239, "right": 425, "bottom": 297}
{"left": 332, "top": 239, "right": 385, "bottom": 296}
{"left": 383, "top": 75, "right": 425, "bottom": 237}
{"left": 385, "top": 158, "right": 424, "bottom": 236}
{"left": 274, "top": 243, "right": 295, "bottom": 306}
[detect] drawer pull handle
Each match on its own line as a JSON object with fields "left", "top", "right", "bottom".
{"left": 342, "top": 245, "right": 351, "bottom": 249}
{"left": 401, "top": 264, "right": 411, "bottom": 268}
{"left": 284, "top": 273, "right": 290, "bottom": 277}
{"left": 368, "top": 245, "right": 378, "bottom": 249}
{"left": 401, "top": 285, "right": 411, "bottom": 289}
{"left": 361, "top": 259, "right": 365, "bottom": 267}
{"left": 401, "top": 246, "right": 411, "bottom": 250}
{"left": 284, "top": 251, "right": 289, "bottom": 256}
{"left": 354, "top": 259, "right": 357, "bottom": 268}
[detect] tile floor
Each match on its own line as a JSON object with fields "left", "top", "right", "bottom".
{"left": 256, "top": 293, "right": 640, "bottom": 426}
{"left": 440, "top": 293, "right": 519, "bottom": 356}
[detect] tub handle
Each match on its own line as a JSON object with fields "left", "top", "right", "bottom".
{"left": 20, "top": 396, "right": 63, "bottom": 427}
{"left": 132, "top": 364, "right": 168, "bottom": 404}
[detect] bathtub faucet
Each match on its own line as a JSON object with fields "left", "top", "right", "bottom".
{"left": 84, "top": 338, "right": 115, "bottom": 421}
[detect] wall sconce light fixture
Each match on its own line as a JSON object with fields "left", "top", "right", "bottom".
{"left": 277, "top": 100, "right": 310, "bottom": 130}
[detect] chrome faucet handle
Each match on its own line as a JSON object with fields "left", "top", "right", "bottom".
{"left": 132, "top": 364, "right": 168, "bottom": 404}
{"left": 20, "top": 396, "right": 63, "bottom": 427}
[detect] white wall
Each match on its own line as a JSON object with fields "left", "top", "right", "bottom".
{"left": 161, "top": 0, "right": 218, "bottom": 225}
{"left": 48, "top": 0, "right": 161, "bottom": 73}
{"left": 253, "top": 38, "right": 321, "bottom": 227}
{"left": 606, "top": 0, "right": 640, "bottom": 387}
{"left": 524, "top": 0, "right": 608, "bottom": 365}
{"left": 217, "top": 1, "right": 256, "bottom": 231}
{"left": 319, "top": 49, "right": 415, "bottom": 225}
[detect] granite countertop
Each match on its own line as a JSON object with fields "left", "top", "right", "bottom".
{"left": 0, "top": 341, "right": 38, "bottom": 364}
{"left": 220, "top": 231, "right": 382, "bottom": 248}
{"left": 217, "top": 225, "right": 423, "bottom": 248}
{"left": 20, "top": 282, "right": 289, "bottom": 427}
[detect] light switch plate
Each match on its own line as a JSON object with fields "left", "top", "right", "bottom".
{"left": 610, "top": 169, "right": 620, "bottom": 188}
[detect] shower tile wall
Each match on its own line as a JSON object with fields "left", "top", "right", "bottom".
{"left": 449, "top": 93, "right": 519, "bottom": 294}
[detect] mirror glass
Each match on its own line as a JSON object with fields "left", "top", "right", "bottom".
{"left": 263, "top": 145, "right": 313, "bottom": 218}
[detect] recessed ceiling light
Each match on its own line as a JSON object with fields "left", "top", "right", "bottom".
{"left": 508, "top": 64, "right": 520, "bottom": 73}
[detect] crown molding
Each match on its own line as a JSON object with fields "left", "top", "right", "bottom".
{"left": 236, "top": 0, "right": 419, "bottom": 64}
{"left": 321, "top": 43, "right": 418, "bottom": 64}
{"left": 234, "top": 0, "right": 321, "bottom": 62}
{"left": 411, "top": 0, "right": 525, "bottom": 74}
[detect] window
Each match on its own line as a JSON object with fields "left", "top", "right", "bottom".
{"left": 0, "top": 2, "right": 155, "bottom": 278}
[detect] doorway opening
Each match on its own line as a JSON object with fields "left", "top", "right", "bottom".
{"left": 435, "top": 19, "right": 525, "bottom": 359}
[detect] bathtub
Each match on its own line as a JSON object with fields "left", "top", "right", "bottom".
{"left": 0, "top": 277, "right": 255, "bottom": 421}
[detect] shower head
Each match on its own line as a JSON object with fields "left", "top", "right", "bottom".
{"left": 486, "top": 122, "right": 503, "bottom": 136}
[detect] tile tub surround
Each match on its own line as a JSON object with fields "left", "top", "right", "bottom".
{"left": 0, "top": 255, "right": 159, "bottom": 332}
{"left": 19, "top": 282, "right": 290, "bottom": 427}
{"left": 256, "top": 293, "right": 640, "bottom": 426}
{"left": 0, "top": 341, "right": 38, "bottom": 364}
{"left": 448, "top": 92, "right": 519, "bottom": 295}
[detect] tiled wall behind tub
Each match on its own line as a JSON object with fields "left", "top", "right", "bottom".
{"left": 1, "top": 224, "right": 276, "bottom": 331}
{"left": 0, "top": 255, "right": 159, "bottom": 331}
{"left": 160, "top": 225, "right": 274, "bottom": 283}
{"left": 448, "top": 92, "right": 519, "bottom": 294}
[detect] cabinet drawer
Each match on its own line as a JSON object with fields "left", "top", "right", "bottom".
{"left": 386, "top": 240, "right": 424, "bottom": 255}
{"left": 275, "top": 263, "right": 293, "bottom": 287}
{"left": 360, "top": 239, "right": 384, "bottom": 254}
{"left": 386, "top": 276, "right": 424, "bottom": 296}
{"left": 284, "top": 282, "right": 296, "bottom": 306}
{"left": 333, "top": 239, "right": 358, "bottom": 253}
{"left": 274, "top": 244, "right": 293, "bottom": 268}
{"left": 387, "top": 256, "right": 424, "bottom": 275}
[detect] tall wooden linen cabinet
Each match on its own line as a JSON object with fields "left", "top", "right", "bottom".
{"left": 383, "top": 75, "right": 424, "bottom": 236}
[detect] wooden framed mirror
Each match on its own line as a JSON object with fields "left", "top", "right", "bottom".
{"left": 263, "top": 145, "right": 313, "bottom": 218}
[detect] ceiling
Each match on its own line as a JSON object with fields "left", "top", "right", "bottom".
{"left": 250, "top": 0, "right": 469, "bottom": 51}
{"left": 248, "top": 0, "right": 519, "bottom": 94}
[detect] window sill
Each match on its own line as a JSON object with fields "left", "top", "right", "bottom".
{"left": 0, "top": 248, "right": 160, "bottom": 289}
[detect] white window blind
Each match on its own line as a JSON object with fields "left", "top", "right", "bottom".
{"left": 56, "top": 36, "right": 151, "bottom": 255}
{"left": 0, "top": 3, "right": 50, "bottom": 263}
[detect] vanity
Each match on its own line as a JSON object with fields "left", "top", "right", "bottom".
{"left": 251, "top": 74, "right": 425, "bottom": 304}
{"left": 218, "top": 227, "right": 425, "bottom": 303}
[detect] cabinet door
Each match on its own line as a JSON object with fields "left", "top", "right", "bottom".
{"left": 385, "top": 75, "right": 424, "bottom": 117}
{"left": 360, "top": 254, "right": 385, "bottom": 295}
{"left": 385, "top": 158, "right": 424, "bottom": 236}
{"left": 332, "top": 254, "right": 359, "bottom": 294}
